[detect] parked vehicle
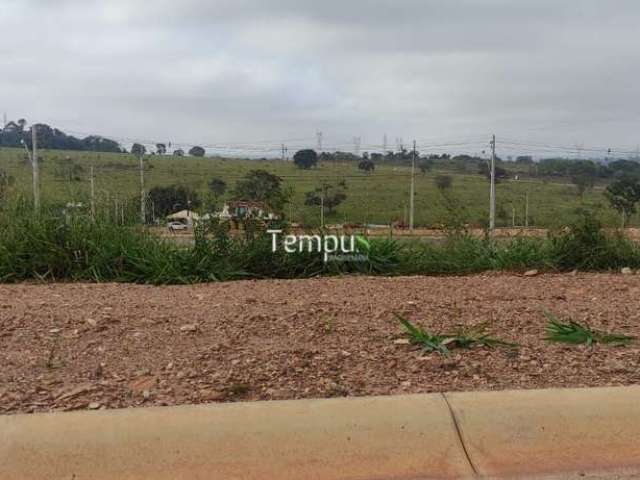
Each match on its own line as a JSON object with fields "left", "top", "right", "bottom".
{"left": 167, "top": 221, "right": 188, "bottom": 232}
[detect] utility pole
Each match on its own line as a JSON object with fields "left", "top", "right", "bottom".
{"left": 138, "top": 151, "right": 145, "bottom": 224}
{"left": 316, "top": 131, "right": 323, "bottom": 152}
{"left": 104, "top": 191, "right": 110, "bottom": 222}
{"left": 281, "top": 144, "right": 287, "bottom": 161}
{"left": 320, "top": 187, "right": 325, "bottom": 229}
{"left": 90, "top": 165, "right": 95, "bottom": 220}
{"left": 489, "top": 134, "right": 496, "bottom": 234}
{"left": 383, "top": 134, "right": 388, "bottom": 152}
{"left": 409, "top": 140, "right": 416, "bottom": 232}
{"left": 32, "top": 125, "right": 40, "bottom": 211}
{"left": 353, "top": 136, "right": 361, "bottom": 156}
{"left": 525, "top": 191, "right": 529, "bottom": 228}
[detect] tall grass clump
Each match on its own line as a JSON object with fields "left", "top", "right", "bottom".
{"left": 2, "top": 200, "right": 640, "bottom": 284}
{"left": 546, "top": 210, "right": 640, "bottom": 270}
{"left": 400, "top": 234, "right": 548, "bottom": 275}
{"left": 0, "top": 202, "right": 184, "bottom": 283}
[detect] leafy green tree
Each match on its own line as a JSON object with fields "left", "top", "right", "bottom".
{"left": 358, "top": 159, "right": 375, "bottom": 173}
{"left": 208, "top": 177, "right": 227, "bottom": 197}
{"left": 304, "top": 183, "right": 347, "bottom": 215}
{"left": 419, "top": 159, "right": 434, "bottom": 175}
{"left": 131, "top": 143, "right": 146, "bottom": 157}
{"left": 81, "top": 136, "right": 121, "bottom": 153}
{"left": 434, "top": 174, "right": 453, "bottom": 191}
{"left": 156, "top": 143, "right": 167, "bottom": 155}
{"left": 571, "top": 174, "right": 594, "bottom": 198}
{"left": 234, "top": 170, "right": 287, "bottom": 212}
{"left": 0, "top": 120, "right": 122, "bottom": 153}
{"left": 173, "top": 149, "right": 184, "bottom": 156}
{"left": 293, "top": 149, "right": 318, "bottom": 169}
{"left": 189, "top": 146, "right": 205, "bottom": 157}
{"left": 605, "top": 176, "right": 640, "bottom": 227}
{"left": 478, "top": 162, "right": 508, "bottom": 181}
{"left": 148, "top": 185, "right": 201, "bottom": 218}
{"left": 516, "top": 155, "right": 534, "bottom": 164}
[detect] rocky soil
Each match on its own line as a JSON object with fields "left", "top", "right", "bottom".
{"left": 1, "top": 273, "right": 639, "bottom": 414}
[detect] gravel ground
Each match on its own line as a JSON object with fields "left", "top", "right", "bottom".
{"left": 1, "top": 273, "right": 640, "bottom": 415}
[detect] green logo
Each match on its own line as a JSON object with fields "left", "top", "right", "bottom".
{"left": 355, "top": 235, "right": 371, "bottom": 253}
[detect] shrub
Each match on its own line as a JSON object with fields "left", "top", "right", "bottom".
{"left": 547, "top": 210, "right": 640, "bottom": 270}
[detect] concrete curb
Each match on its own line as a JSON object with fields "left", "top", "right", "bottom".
{"left": 1, "top": 387, "right": 639, "bottom": 479}
{"left": 445, "top": 386, "right": 640, "bottom": 478}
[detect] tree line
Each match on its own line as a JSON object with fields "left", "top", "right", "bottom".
{"left": 0, "top": 119, "right": 123, "bottom": 153}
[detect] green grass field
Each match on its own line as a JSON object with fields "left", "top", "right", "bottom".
{"left": 0, "top": 147, "right": 625, "bottom": 228}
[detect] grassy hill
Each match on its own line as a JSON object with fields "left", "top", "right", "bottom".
{"left": 0, "top": 147, "right": 624, "bottom": 228}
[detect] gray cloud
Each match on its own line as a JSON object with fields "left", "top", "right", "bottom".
{"left": 2, "top": 0, "right": 640, "bottom": 155}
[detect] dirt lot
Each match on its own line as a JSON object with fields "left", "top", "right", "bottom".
{"left": 1, "top": 273, "right": 640, "bottom": 415}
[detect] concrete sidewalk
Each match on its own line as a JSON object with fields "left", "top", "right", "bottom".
{"left": 1, "top": 386, "right": 639, "bottom": 479}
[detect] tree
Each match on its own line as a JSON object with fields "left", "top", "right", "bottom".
{"left": 478, "top": 162, "right": 508, "bottom": 181}
{"left": 434, "top": 174, "right": 453, "bottom": 191}
{"left": 304, "top": 184, "right": 347, "bottom": 215}
{"left": 189, "top": 146, "right": 205, "bottom": 157}
{"left": 419, "top": 159, "right": 434, "bottom": 175}
{"left": 358, "top": 159, "right": 375, "bottom": 173}
{"left": 516, "top": 155, "right": 534, "bottom": 165}
{"left": 234, "top": 169, "right": 286, "bottom": 212}
{"left": 131, "top": 143, "right": 146, "bottom": 157}
{"left": 173, "top": 149, "right": 184, "bottom": 157}
{"left": 571, "top": 174, "right": 594, "bottom": 198}
{"left": 156, "top": 143, "right": 167, "bottom": 155}
{"left": 148, "top": 185, "right": 201, "bottom": 219}
{"left": 293, "top": 149, "right": 318, "bottom": 169}
{"left": 82, "top": 136, "right": 121, "bottom": 153}
{"left": 0, "top": 120, "right": 122, "bottom": 152}
{"left": 208, "top": 177, "right": 227, "bottom": 197}
{"left": 605, "top": 176, "right": 640, "bottom": 227}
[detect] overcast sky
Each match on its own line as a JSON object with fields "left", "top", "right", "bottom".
{"left": 2, "top": 0, "right": 640, "bottom": 157}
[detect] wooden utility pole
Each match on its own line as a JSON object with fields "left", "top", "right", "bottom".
{"left": 90, "top": 165, "right": 96, "bottom": 220}
{"left": 409, "top": 140, "right": 416, "bottom": 232}
{"left": 489, "top": 134, "right": 496, "bottom": 233}
{"left": 320, "top": 187, "right": 325, "bottom": 228}
{"left": 32, "top": 126, "right": 40, "bottom": 211}
{"left": 138, "top": 152, "right": 145, "bottom": 224}
{"left": 525, "top": 191, "right": 529, "bottom": 228}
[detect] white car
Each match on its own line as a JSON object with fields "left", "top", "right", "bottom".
{"left": 167, "top": 221, "right": 188, "bottom": 232}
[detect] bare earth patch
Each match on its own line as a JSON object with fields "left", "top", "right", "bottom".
{"left": 1, "top": 273, "right": 639, "bottom": 415}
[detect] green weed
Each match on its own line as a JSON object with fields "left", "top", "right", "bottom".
{"left": 543, "top": 309, "right": 635, "bottom": 346}
{"left": 394, "top": 313, "right": 516, "bottom": 356}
